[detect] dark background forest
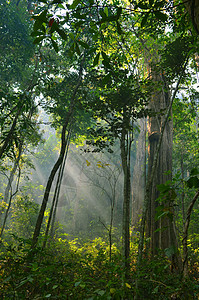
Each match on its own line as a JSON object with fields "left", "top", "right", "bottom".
{"left": 0, "top": 0, "right": 199, "bottom": 299}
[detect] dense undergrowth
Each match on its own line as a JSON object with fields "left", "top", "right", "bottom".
{"left": 0, "top": 236, "right": 199, "bottom": 299}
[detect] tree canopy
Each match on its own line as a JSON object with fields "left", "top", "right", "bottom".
{"left": 0, "top": 0, "right": 199, "bottom": 299}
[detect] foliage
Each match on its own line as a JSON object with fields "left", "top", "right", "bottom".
{"left": 0, "top": 0, "right": 35, "bottom": 86}
{"left": 1, "top": 193, "right": 47, "bottom": 245}
{"left": 0, "top": 0, "right": 199, "bottom": 299}
{"left": 0, "top": 235, "right": 198, "bottom": 299}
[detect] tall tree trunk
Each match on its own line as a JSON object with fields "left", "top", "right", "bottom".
{"left": 135, "top": 62, "right": 188, "bottom": 298}
{"left": 184, "top": 0, "right": 199, "bottom": 35}
{"left": 31, "top": 63, "right": 83, "bottom": 250}
{"left": 49, "top": 133, "right": 70, "bottom": 240}
{"left": 120, "top": 116, "right": 132, "bottom": 277}
{"left": 180, "top": 152, "right": 186, "bottom": 226}
{"left": 0, "top": 151, "right": 22, "bottom": 240}
{"left": 132, "top": 118, "right": 146, "bottom": 230}
{"left": 42, "top": 130, "right": 71, "bottom": 248}
{"left": 147, "top": 70, "right": 181, "bottom": 270}
{"left": 182, "top": 189, "right": 199, "bottom": 277}
{"left": 3, "top": 142, "right": 23, "bottom": 204}
{"left": 147, "top": 72, "right": 172, "bottom": 253}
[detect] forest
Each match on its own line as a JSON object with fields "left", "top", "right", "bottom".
{"left": 0, "top": 0, "right": 199, "bottom": 299}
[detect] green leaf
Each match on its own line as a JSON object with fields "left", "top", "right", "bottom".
{"left": 56, "top": 28, "right": 67, "bottom": 40}
{"left": 137, "top": 2, "right": 149, "bottom": 9}
{"left": 75, "top": 42, "right": 81, "bottom": 55}
{"left": 74, "top": 21, "right": 84, "bottom": 28}
{"left": 190, "top": 167, "right": 199, "bottom": 176}
{"left": 37, "top": 9, "right": 48, "bottom": 23}
{"left": 68, "top": 42, "right": 75, "bottom": 56}
{"left": 70, "top": 0, "right": 81, "bottom": 9}
{"left": 69, "top": 32, "right": 75, "bottom": 40}
{"left": 99, "top": 10, "right": 107, "bottom": 20}
{"left": 141, "top": 13, "right": 149, "bottom": 27}
{"left": 102, "top": 60, "right": 111, "bottom": 69}
{"left": 116, "top": 21, "right": 123, "bottom": 35}
{"left": 53, "top": 285, "right": 58, "bottom": 289}
{"left": 101, "top": 73, "right": 111, "bottom": 84}
{"left": 96, "top": 290, "right": 105, "bottom": 296}
{"left": 154, "top": 11, "right": 168, "bottom": 22}
{"left": 75, "top": 281, "right": 81, "bottom": 287}
{"left": 116, "top": 7, "right": 122, "bottom": 19}
{"left": 51, "top": 0, "right": 62, "bottom": 3}
{"left": 157, "top": 183, "right": 170, "bottom": 193}
{"left": 101, "top": 51, "right": 111, "bottom": 69}
{"left": 31, "top": 30, "right": 44, "bottom": 37}
{"left": 33, "top": 19, "right": 44, "bottom": 31}
{"left": 186, "top": 176, "right": 199, "bottom": 189}
{"left": 104, "top": 7, "right": 108, "bottom": 17}
{"left": 164, "top": 246, "right": 176, "bottom": 258}
{"left": 78, "top": 40, "right": 89, "bottom": 49}
{"left": 51, "top": 39, "right": 59, "bottom": 52}
{"left": 73, "top": 13, "right": 87, "bottom": 19}
{"left": 152, "top": 286, "right": 159, "bottom": 294}
{"left": 101, "top": 51, "right": 109, "bottom": 62}
{"left": 58, "top": 3, "right": 65, "bottom": 9}
{"left": 93, "top": 52, "right": 100, "bottom": 67}
{"left": 33, "top": 36, "right": 45, "bottom": 44}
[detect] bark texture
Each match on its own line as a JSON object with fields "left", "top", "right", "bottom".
{"left": 146, "top": 70, "right": 180, "bottom": 269}
{"left": 184, "top": 0, "right": 199, "bottom": 34}
{"left": 132, "top": 118, "right": 146, "bottom": 230}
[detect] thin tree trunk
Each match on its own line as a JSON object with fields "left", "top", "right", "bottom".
{"left": 31, "top": 63, "right": 83, "bottom": 250}
{"left": 182, "top": 189, "right": 199, "bottom": 277}
{"left": 3, "top": 142, "right": 23, "bottom": 204}
{"left": 0, "top": 163, "right": 21, "bottom": 240}
{"left": 180, "top": 153, "right": 186, "bottom": 225}
{"left": 42, "top": 141, "right": 67, "bottom": 248}
{"left": 49, "top": 131, "right": 71, "bottom": 240}
{"left": 120, "top": 120, "right": 132, "bottom": 277}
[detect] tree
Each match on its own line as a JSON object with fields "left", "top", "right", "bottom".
{"left": 83, "top": 65, "right": 148, "bottom": 276}
{"left": 14, "top": 0, "right": 199, "bottom": 277}
{"left": 31, "top": 62, "right": 84, "bottom": 249}
{"left": 131, "top": 118, "right": 146, "bottom": 230}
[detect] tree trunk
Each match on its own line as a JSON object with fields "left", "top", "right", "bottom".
{"left": 43, "top": 131, "right": 70, "bottom": 248}
{"left": 144, "top": 67, "right": 184, "bottom": 275}
{"left": 0, "top": 149, "right": 22, "bottom": 240}
{"left": 120, "top": 119, "right": 132, "bottom": 277}
{"left": 131, "top": 118, "right": 146, "bottom": 230}
{"left": 31, "top": 62, "right": 83, "bottom": 250}
{"left": 147, "top": 71, "right": 180, "bottom": 263}
{"left": 50, "top": 136, "right": 70, "bottom": 239}
{"left": 180, "top": 153, "right": 186, "bottom": 226}
{"left": 3, "top": 142, "right": 23, "bottom": 204}
{"left": 182, "top": 189, "right": 199, "bottom": 277}
{"left": 184, "top": 0, "right": 199, "bottom": 35}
